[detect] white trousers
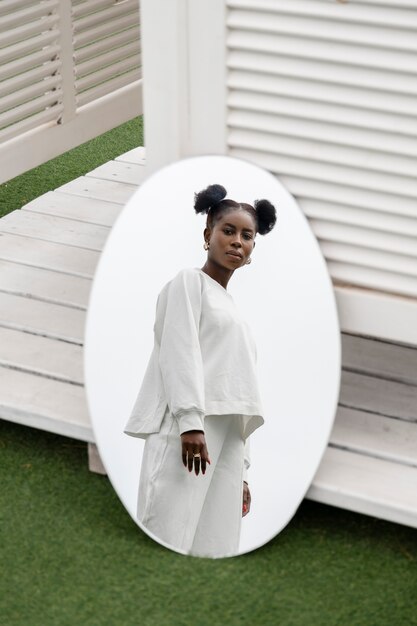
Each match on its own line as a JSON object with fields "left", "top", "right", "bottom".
{"left": 137, "top": 407, "right": 246, "bottom": 558}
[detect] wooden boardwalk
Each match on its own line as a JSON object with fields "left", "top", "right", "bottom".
{"left": 1, "top": 145, "right": 416, "bottom": 528}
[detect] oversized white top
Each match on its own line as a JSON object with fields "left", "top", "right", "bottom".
{"left": 124, "top": 267, "right": 264, "bottom": 441}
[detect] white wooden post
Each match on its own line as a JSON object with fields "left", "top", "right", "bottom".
{"left": 56, "top": 0, "right": 76, "bottom": 124}
{"left": 141, "top": 0, "right": 227, "bottom": 175}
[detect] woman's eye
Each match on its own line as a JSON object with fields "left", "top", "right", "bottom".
{"left": 224, "top": 229, "right": 233, "bottom": 235}
{"left": 244, "top": 234, "right": 253, "bottom": 240}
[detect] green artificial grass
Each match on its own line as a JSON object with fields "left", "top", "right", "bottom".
{"left": 0, "top": 116, "right": 143, "bottom": 218}
{"left": 1, "top": 420, "right": 416, "bottom": 626}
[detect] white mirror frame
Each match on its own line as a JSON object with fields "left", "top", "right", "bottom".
{"left": 84, "top": 155, "right": 341, "bottom": 556}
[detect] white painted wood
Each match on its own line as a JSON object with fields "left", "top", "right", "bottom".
{"left": 0, "top": 327, "right": 83, "bottom": 384}
{"left": 0, "top": 368, "right": 93, "bottom": 442}
{"left": 0, "top": 292, "right": 85, "bottom": 344}
{"left": 23, "top": 191, "right": 122, "bottom": 227}
{"left": 307, "top": 447, "right": 417, "bottom": 529}
{"left": 0, "top": 233, "right": 100, "bottom": 278}
{"left": 116, "top": 146, "right": 146, "bottom": 164}
{"left": 0, "top": 260, "right": 91, "bottom": 309}
{"left": 86, "top": 161, "right": 146, "bottom": 186}
{"left": 0, "top": 211, "right": 111, "bottom": 251}
{"left": 57, "top": 176, "right": 137, "bottom": 205}
{"left": 0, "top": 0, "right": 142, "bottom": 183}
{"left": 88, "top": 443, "right": 107, "bottom": 475}
{"left": 141, "top": 0, "right": 226, "bottom": 175}
{"left": 330, "top": 406, "right": 417, "bottom": 468}
{"left": 225, "top": 0, "right": 417, "bottom": 339}
{"left": 342, "top": 333, "right": 417, "bottom": 385}
{"left": 335, "top": 286, "right": 417, "bottom": 346}
{"left": 340, "top": 370, "right": 417, "bottom": 421}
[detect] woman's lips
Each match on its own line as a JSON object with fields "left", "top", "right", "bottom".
{"left": 226, "top": 252, "right": 242, "bottom": 259}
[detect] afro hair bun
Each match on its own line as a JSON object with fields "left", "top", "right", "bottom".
{"left": 254, "top": 199, "right": 277, "bottom": 235}
{"left": 194, "top": 184, "right": 227, "bottom": 215}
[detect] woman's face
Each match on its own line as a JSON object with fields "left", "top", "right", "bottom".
{"left": 205, "top": 208, "right": 256, "bottom": 270}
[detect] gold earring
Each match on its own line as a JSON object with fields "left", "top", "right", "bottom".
{"left": 246, "top": 257, "right": 252, "bottom": 264}
{"left": 204, "top": 241, "right": 210, "bottom": 250}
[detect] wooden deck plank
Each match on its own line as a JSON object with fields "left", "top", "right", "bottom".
{"left": 0, "top": 367, "right": 92, "bottom": 442}
{"left": 308, "top": 447, "right": 417, "bottom": 528}
{"left": 0, "top": 292, "right": 84, "bottom": 344}
{"left": 116, "top": 147, "right": 146, "bottom": 164}
{"left": 0, "top": 259, "right": 91, "bottom": 309}
{"left": 22, "top": 191, "right": 122, "bottom": 227}
{"left": 57, "top": 176, "right": 137, "bottom": 204}
{"left": 86, "top": 161, "right": 146, "bottom": 186}
{"left": 340, "top": 370, "right": 417, "bottom": 421}
{"left": 0, "top": 233, "right": 99, "bottom": 277}
{"left": 330, "top": 406, "right": 417, "bottom": 467}
{"left": 342, "top": 333, "right": 417, "bottom": 386}
{"left": 0, "top": 327, "right": 83, "bottom": 384}
{"left": 0, "top": 210, "right": 110, "bottom": 251}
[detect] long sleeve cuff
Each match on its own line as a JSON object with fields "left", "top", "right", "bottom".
{"left": 176, "top": 411, "right": 205, "bottom": 435}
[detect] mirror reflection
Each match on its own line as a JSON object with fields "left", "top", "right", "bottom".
{"left": 84, "top": 156, "right": 341, "bottom": 558}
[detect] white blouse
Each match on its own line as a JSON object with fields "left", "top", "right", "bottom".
{"left": 124, "top": 267, "right": 264, "bottom": 446}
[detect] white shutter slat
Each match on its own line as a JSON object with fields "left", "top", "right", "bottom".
{"left": 228, "top": 31, "right": 417, "bottom": 75}
{"left": 329, "top": 261, "right": 417, "bottom": 298}
{"left": 0, "top": 106, "right": 64, "bottom": 144}
{"left": 228, "top": 110, "right": 417, "bottom": 166}
{"left": 228, "top": 51, "right": 417, "bottom": 97}
{"left": 0, "top": 61, "right": 61, "bottom": 99}
{"left": 0, "top": 91, "right": 62, "bottom": 131}
{"left": 228, "top": 136, "right": 417, "bottom": 200}
{"left": 0, "top": 15, "right": 59, "bottom": 49}
{"left": 228, "top": 8, "right": 417, "bottom": 52}
{"left": 73, "top": 13, "right": 138, "bottom": 48}
{"left": 228, "top": 68, "right": 417, "bottom": 118}
{"left": 228, "top": 0, "right": 417, "bottom": 29}
{"left": 0, "top": 76, "right": 61, "bottom": 116}
{"left": 309, "top": 220, "right": 417, "bottom": 259}
{"left": 76, "top": 70, "right": 141, "bottom": 108}
{"left": 0, "top": 1, "right": 42, "bottom": 16}
{"left": 72, "top": 0, "right": 141, "bottom": 110}
{"left": 74, "top": 27, "right": 140, "bottom": 64}
{"left": 0, "top": 0, "right": 59, "bottom": 30}
{"left": 320, "top": 241, "right": 417, "bottom": 278}
{"left": 75, "top": 56, "right": 140, "bottom": 93}
{"left": 76, "top": 42, "right": 140, "bottom": 78}
{"left": 228, "top": 91, "right": 417, "bottom": 143}
{"left": 281, "top": 176, "right": 417, "bottom": 221}
{"left": 73, "top": 1, "right": 139, "bottom": 34}
{"left": 301, "top": 199, "right": 417, "bottom": 238}
{"left": 0, "top": 31, "right": 60, "bottom": 66}
{"left": 0, "top": 47, "right": 61, "bottom": 83}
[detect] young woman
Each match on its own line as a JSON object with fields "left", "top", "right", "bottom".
{"left": 124, "top": 184, "right": 277, "bottom": 558}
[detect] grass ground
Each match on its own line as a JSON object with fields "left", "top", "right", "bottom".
{"left": 1, "top": 116, "right": 416, "bottom": 625}
{"left": 0, "top": 116, "right": 143, "bottom": 218}
{"left": 1, "top": 420, "right": 416, "bottom": 626}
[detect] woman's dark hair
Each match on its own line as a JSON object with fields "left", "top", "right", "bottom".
{"left": 194, "top": 184, "right": 276, "bottom": 235}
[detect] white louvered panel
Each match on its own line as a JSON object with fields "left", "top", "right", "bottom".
{"left": 228, "top": 133, "right": 417, "bottom": 199}
{"left": 228, "top": 92, "right": 417, "bottom": 146}
{"left": 0, "top": 0, "right": 63, "bottom": 140}
{"left": 0, "top": 106, "right": 64, "bottom": 144}
{"left": 228, "top": 61, "right": 417, "bottom": 115}
{"left": 0, "top": 76, "right": 61, "bottom": 116}
{"left": 226, "top": 0, "right": 417, "bottom": 300}
{"left": 329, "top": 262, "right": 417, "bottom": 298}
{"left": 320, "top": 241, "right": 417, "bottom": 278}
{"left": 72, "top": 0, "right": 141, "bottom": 108}
{"left": 228, "top": 111, "right": 417, "bottom": 171}
{"left": 76, "top": 68, "right": 141, "bottom": 108}
{"left": 301, "top": 199, "right": 417, "bottom": 238}
{"left": 0, "top": 62, "right": 62, "bottom": 99}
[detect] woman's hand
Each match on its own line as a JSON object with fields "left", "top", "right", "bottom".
{"left": 180, "top": 430, "right": 211, "bottom": 476}
{"left": 242, "top": 481, "right": 251, "bottom": 516}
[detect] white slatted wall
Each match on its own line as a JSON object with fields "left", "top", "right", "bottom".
{"left": 0, "top": 0, "right": 142, "bottom": 183}
{"left": 226, "top": 0, "right": 417, "bottom": 300}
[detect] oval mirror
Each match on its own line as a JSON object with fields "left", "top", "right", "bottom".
{"left": 84, "top": 155, "right": 341, "bottom": 557}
